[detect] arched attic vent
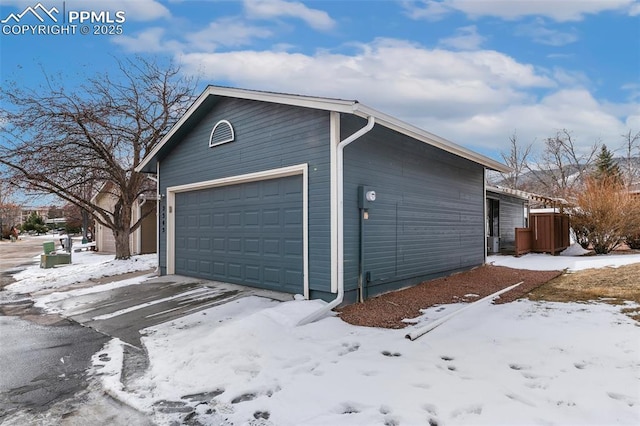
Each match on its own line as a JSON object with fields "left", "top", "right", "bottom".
{"left": 209, "top": 119, "right": 235, "bottom": 147}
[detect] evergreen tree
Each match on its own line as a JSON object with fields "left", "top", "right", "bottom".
{"left": 594, "top": 144, "right": 622, "bottom": 183}
{"left": 23, "top": 212, "right": 48, "bottom": 235}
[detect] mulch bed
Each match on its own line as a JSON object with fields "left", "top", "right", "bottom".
{"left": 337, "top": 265, "right": 562, "bottom": 329}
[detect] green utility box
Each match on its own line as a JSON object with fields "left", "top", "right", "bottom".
{"left": 40, "top": 241, "right": 71, "bottom": 268}
{"left": 43, "top": 241, "right": 56, "bottom": 254}
{"left": 40, "top": 253, "right": 71, "bottom": 268}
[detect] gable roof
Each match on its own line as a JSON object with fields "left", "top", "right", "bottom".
{"left": 136, "top": 85, "right": 510, "bottom": 174}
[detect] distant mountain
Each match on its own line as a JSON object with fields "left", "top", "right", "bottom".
{"left": 487, "top": 156, "right": 640, "bottom": 200}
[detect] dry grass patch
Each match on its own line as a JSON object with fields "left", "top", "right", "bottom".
{"left": 528, "top": 262, "right": 640, "bottom": 321}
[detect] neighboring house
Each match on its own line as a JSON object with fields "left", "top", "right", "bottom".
{"left": 136, "top": 86, "right": 509, "bottom": 304}
{"left": 91, "top": 181, "right": 157, "bottom": 255}
{"left": 486, "top": 186, "right": 529, "bottom": 254}
{"left": 20, "top": 206, "right": 51, "bottom": 224}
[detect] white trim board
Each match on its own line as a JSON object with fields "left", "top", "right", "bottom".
{"left": 136, "top": 85, "right": 510, "bottom": 174}
{"left": 165, "top": 163, "right": 310, "bottom": 299}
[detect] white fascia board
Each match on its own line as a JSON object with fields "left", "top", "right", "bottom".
{"left": 137, "top": 84, "right": 510, "bottom": 175}
{"left": 353, "top": 104, "right": 511, "bottom": 174}
{"left": 486, "top": 185, "right": 531, "bottom": 201}
{"left": 208, "top": 86, "right": 358, "bottom": 113}
{"left": 136, "top": 88, "right": 213, "bottom": 173}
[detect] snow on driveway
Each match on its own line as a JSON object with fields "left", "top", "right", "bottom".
{"left": 92, "top": 247, "right": 640, "bottom": 426}
{"left": 9, "top": 244, "right": 640, "bottom": 425}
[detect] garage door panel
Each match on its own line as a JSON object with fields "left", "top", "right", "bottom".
{"left": 284, "top": 208, "right": 302, "bottom": 225}
{"left": 245, "top": 182, "right": 259, "bottom": 199}
{"left": 245, "top": 238, "right": 260, "bottom": 253}
{"left": 174, "top": 175, "right": 303, "bottom": 293}
{"left": 199, "top": 238, "right": 210, "bottom": 250}
{"left": 228, "top": 212, "right": 242, "bottom": 226}
{"left": 213, "top": 238, "right": 225, "bottom": 251}
{"left": 263, "top": 238, "right": 280, "bottom": 255}
{"left": 262, "top": 209, "right": 280, "bottom": 226}
{"left": 264, "top": 267, "right": 281, "bottom": 284}
{"left": 284, "top": 239, "right": 302, "bottom": 256}
{"left": 245, "top": 265, "right": 260, "bottom": 282}
{"left": 228, "top": 238, "right": 241, "bottom": 253}
{"left": 245, "top": 210, "right": 259, "bottom": 226}
{"left": 228, "top": 263, "right": 242, "bottom": 279}
{"left": 213, "top": 262, "right": 225, "bottom": 275}
{"left": 186, "top": 259, "right": 197, "bottom": 273}
{"left": 199, "top": 260, "right": 211, "bottom": 274}
{"left": 199, "top": 214, "right": 211, "bottom": 227}
{"left": 285, "top": 270, "right": 302, "bottom": 286}
{"left": 263, "top": 181, "right": 280, "bottom": 197}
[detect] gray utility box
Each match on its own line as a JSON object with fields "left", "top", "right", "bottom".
{"left": 487, "top": 236, "right": 500, "bottom": 254}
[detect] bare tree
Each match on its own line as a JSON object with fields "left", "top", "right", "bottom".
{"left": 0, "top": 177, "right": 20, "bottom": 239}
{"left": 0, "top": 57, "right": 195, "bottom": 258}
{"left": 621, "top": 129, "right": 640, "bottom": 189}
{"left": 527, "top": 129, "right": 598, "bottom": 200}
{"left": 499, "top": 131, "right": 532, "bottom": 190}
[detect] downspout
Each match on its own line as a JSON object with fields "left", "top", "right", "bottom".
{"left": 298, "top": 115, "right": 375, "bottom": 326}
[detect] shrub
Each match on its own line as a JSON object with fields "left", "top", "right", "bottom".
{"left": 570, "top": 177, "right": 640, "bottom": 254}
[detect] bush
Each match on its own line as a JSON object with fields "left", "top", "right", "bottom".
{"left": 570, "top": 177, "right": 640, "bottom": 254}
{"left": 626, "top": 234, "right": 640, "bottom": 250}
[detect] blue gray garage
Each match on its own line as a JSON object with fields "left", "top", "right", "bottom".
{"left": 174, "top": 176, "right": 304, "bottom": 294}
{"left": 137, "top": 86, "right": 509, "bottom": 306}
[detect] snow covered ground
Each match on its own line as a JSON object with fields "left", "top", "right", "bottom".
{"left": 7, "top": 244, "right": 640, "bottom": 425}
{"left": 7, "top": 246, "right": 156, "bottom": 295}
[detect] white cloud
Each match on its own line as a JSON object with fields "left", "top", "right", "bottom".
{"left": 516, "top": 18, "right": 578, "bottom": 46}
{"left": 179, "top": 38, "right": 553, "bottom": 121}
{"left": 112, "top": 27, "right": 172, "bottom": 53}
{"left": 402, "top": 0, "right": 451, "bottom": 21}
{"left": 438, "top": 25, "right": 486, "bottom": 50}
{"left": 431, "top": 89, "right": 631, "bottom": 154}
{"left": 243, "top": 0, "right": 336, "bottom": 31}
{"left": 185, "top": 18, "right": 273, "bottom": 50}
{"left": 104, "top": 0, "right": 171, "bottom": 21}
{"left": 175, "top": 38, "right": 636, "bottom": 156}
{"left": 622, "top": 83, "right": 640, "bottom": 101}
{"left": 404, "top": 0, "right": 636, "bottom": 22}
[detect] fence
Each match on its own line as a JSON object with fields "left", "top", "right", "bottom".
{"left": 515, "top": 212, "right": 570, "bottom": 256}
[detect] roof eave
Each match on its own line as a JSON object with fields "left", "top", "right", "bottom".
{"left": 353, "top": 104, "right": 511, "bottom": 173}
{"left": 136, "top": 85, "right": 511, "bottom": 174}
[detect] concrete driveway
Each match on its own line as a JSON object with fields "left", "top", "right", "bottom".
{"left": 1, "top": 237, "right": 292, "bottom": 424}
{"left": 48, "top": 275, "right": 293, "bottom": 347}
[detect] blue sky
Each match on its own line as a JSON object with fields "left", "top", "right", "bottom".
{"left": 1, "top": 0, "right": 639, "bottom": 161}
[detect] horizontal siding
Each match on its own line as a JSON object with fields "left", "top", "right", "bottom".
{"left": 159, "top": 98, "right": 332, "bottom": 292}
{"left": 487, "top": 192, "right": 527, "bottom": 252}
{"left": 342, "top": 115, "right": 485, "bottom": 297}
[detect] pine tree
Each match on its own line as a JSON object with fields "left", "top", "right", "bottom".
{"left": 594, "top": 144, "right": 622, "bottom": 184}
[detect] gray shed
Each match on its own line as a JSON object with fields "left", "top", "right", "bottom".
{"left": 136, "top": 86, "right": 509, "bottom": 306}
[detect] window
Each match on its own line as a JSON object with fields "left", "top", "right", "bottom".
{"left": 209, "top": 120, "right": 234, "bottom": 147}
{"left": 487, "top": 198, "right": 499, "bottom": 236}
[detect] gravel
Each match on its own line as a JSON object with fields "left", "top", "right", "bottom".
{"left": 338, "top": 265, "right": 562, "bottom": 329}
